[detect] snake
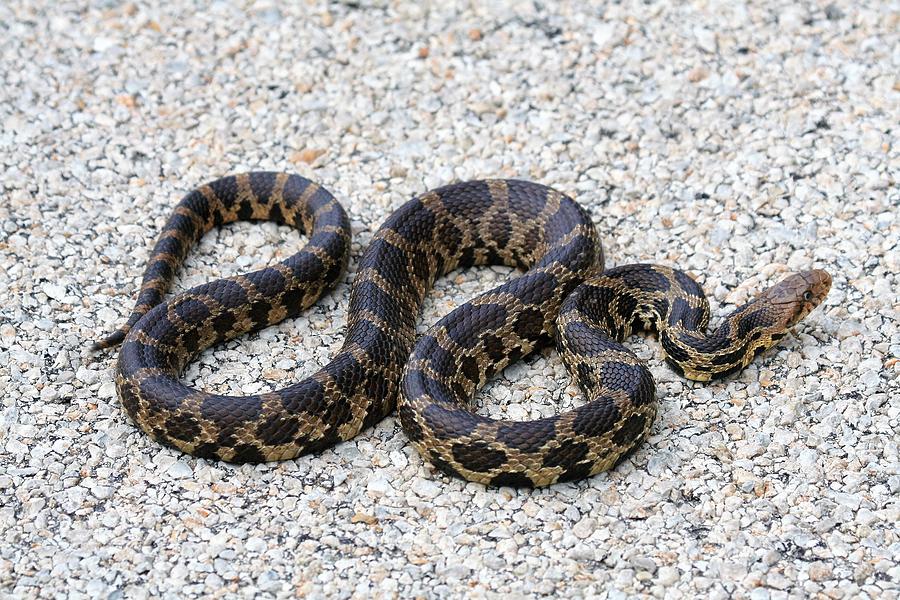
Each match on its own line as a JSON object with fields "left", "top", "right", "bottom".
{"left": 95, "top": 171, "right": 831, "bottom": 486}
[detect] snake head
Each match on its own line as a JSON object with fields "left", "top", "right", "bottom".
{"left": 761, "top": 269, "right": 832, "bottom": 329}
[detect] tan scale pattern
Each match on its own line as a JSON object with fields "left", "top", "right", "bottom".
{"left": 399, "top": 263, "right": 830, "bottom": 487}
{"left": 97, "top": 174, "right": 602, "bottom": 466}
{"left": 96, "top": 172, "right": 829, "bottom": 484}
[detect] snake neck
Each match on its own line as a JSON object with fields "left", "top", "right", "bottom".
{"left": 559, "top": 265, "right": 794, "bottom": 383}
{"left": 661, "top": 298, "right": 790, "bottom": 381}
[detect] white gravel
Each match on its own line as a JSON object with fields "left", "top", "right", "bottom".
{"left": 1, "top": 1, "right": 898, "bottom": 598}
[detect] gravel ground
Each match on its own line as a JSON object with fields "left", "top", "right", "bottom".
{"left": 2, "top": 1, "right": 898, "bottom": 598}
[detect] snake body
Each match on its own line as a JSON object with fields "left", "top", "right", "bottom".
{"left": 97, "top": 173, "right": 599, "bottom": 463}
{"left": 97, "top": 172, "right": 830, "bottom": 485}
{"left": 400, "top": 264, "right": 831, "bottom": 486}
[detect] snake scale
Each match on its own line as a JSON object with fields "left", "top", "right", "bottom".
{"left": 95, "top": 172, "right": 831, "bottom": 486}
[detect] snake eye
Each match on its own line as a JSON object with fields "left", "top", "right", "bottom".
{"left": 803, "top": 291, "right": 813, "bottom": 301}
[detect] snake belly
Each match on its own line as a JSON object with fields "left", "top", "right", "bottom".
{"left": 100, "top": 174, "right": 601, "bottom": 462}
{"left": 399, "top": 264, "right": 830, "bottom": 487}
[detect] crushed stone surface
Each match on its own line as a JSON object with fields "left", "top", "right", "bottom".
{"left": 1, "top": 1, "right": 897, "bottom": 598}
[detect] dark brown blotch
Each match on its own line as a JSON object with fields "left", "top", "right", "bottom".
{"left": 557, "top": 460, "right": 595, "bottom": 483}
{"left": 444, "top": 303, "right": 508, "bottom": 349}
{"left": 248, "top": 171, "right": 276, "bottom": 203}
{"left": 179, "top": 330, "right": 201, "bottom": 356}
{"left": 496, "top": 418, "right": 557, "bottom": 453}
{"left": 624, "top": 266, "right": 671, "bottom": 292}
{"left": 144, "top": 258, "right": 174, "bottom": 283}
{"left": 359, "top": 239, "right": 410, "bottom": 291}
{"left": 174, "top": 298, "right": 211, "bottom": 324}
{"left": 279, "top": 378, "right": 327, "bottom": 414}
{"left": 268, "top": 202, "right": 285, "bottom": 225}
{"left": 324, "top": 254, "right": 345, "bottom": 286}
{"left": 209, "top": 279, "right": 250, "bottom": 309}
{"left": 118, "top": 340, "right": 158, "bottom": 377}
{"left": 668, "top": 297, "right": 706, "bottom": 329}
{"left": 507, "top": 180, "right": 546, "bottom": 219}
{"left": 364, "top": 370, "right": 391, "bottom": 405}
{"left": 322, "top": 352, "right": 362, "bottom": 397}
{"left": 394, "top": 200, "right": 436, "bottom": 243}
{"left": 256, "top": 413, "right": 301, "bottom": 447}
{"left": 139, "top": 311, "right": 177, "bottom": 342}
{"left": 490, "top": 472, "right": 536, "bottom": 487}
{"left": 660, "top": 332, "right": 692, "bottom": 364}
{"left": 614, "top": 292, "right": 638, "bottom": 324}
{"left": 571, "top": 397, "right": 620, "bottom": 438}
{"left": 461, "top": 355, "right": 481, "bottom": 386}
{"left": 181, "top": 190, "right": 212, "bottom": 223}
{"left": 236, "top": 199, "right": 254, "bottom": 221}
{"left": 429, "top": 454, "right": 462, "bottom": 479}
{"left": 248, "top": 299, "right": 274, "bottom": 328}
{"left": 401, "top": 368, "right": 429, "bottom": 402}
{"left": 210, "top": 311, "right": 239, "bottom": 337}
{"left": 281, "top": 175, "right": 310, "bottom": 208}
{"left": 437, "top": 180, "right": 492, "bottom": 221}
{"left": 427, "top": 343, "right": 457, "bottom": 379}
{"left": 611, "top": 441, "right": 642, "bottom": 469}
{"left": 653, "top": 297, "right": 669, "bottom": 320}
{"left": 505, "top": 342, "right": 524, "bottom": 365}
{"left": 450, "top": 379, "right": 469, "bottom": 403}
{"left": 737, "top": 308, "right": 769, "bottom": 338}
{"left": 611, "top": 413, "right": 649, "bottom": 448}
{"left": 712, "top": 361, "right": 744, "bottom": 381}
{"left": 192, "top": 441, "right": 223, "bottom": 460}
{"left": 457, "top": 246, "right": 478, "bottom": 268}
{"left": 711, "top": 343, "right": 750, "bottom": 366}
{"left": 398, "top": 403, "right": 425, "bottom": 442}
{"left": 167, "top": 213, "right": 198, "bottom": 240}
{"left": 599, "top": 362, "right": 654, "bottom": 403}
{"left": 289, "top": 251, "right": 326, "bottom": 283}
{"left": 451, "top": 440, "right": 508, "bottom": 472}
{"left": 305, "top": 186, "right": 335, "bottom": 215}
{"left": 543, "top": 204, "right": 575, "bottom": 245}
{"left": 118, "top": 379, "right": 142, "bottom": 418}
{"left": 673, "top": 269, "right": 703, "bottom": 297}
{"left": 488, "top": 211, "right": 512, "bottom": 250}
{"left": 208, "top": 175, "right": 240, "bottom": 208}
{"left": 229, "top": 443, "right": 267, "bottom": 464}
{"left": 200, "top": 393, "right": 263, "bottom": 424}
{"left": 541, "top": 438, "right": 590, "bottom": 468}
{"left": 153, "top": 235, "right": 183, "bottom": 258}
{"left": 576, "top": 362, "right": 595, "bottom": 392}
{"left": 480, "top": 333, "right": 508, "bottom": 363}
{"left": 246, "top": 268, "right": 287, "bottom": 297}
{"left": 563, "top": 322, "right": 621, "bottom": 357}
{"left": 413, "top": 359, "right": 459, "bottom": 398}
{"left": 138, "top": 375, "right": 191, "bottom": 412}
{"left": 512, "top": 307, "right": 546, "bottom": 341}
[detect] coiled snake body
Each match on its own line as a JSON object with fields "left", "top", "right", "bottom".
{"left": 96, "top": 172, "right": 830, "bottom": 486}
